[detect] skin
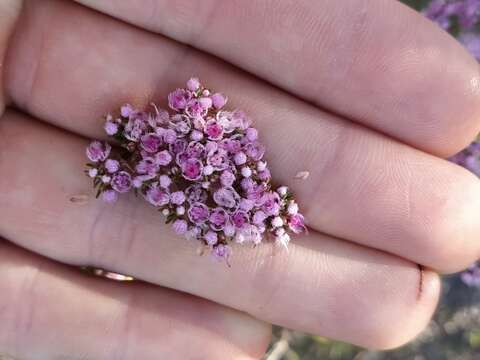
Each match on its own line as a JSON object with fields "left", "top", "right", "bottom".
{"left": 0, "top": 0, "right": 479, "bottom": 358}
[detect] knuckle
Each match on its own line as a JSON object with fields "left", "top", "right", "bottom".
{"left": 414, "top": 169, "right": 480, "bottom": 272}
{"left": 365, "top": 269, "right": 440, "bottom": 350}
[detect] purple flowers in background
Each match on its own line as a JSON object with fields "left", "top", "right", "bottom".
{"left": 84, "top": 78, "right": 306, "bottom": 263}
{"left": 424, "top": 0, "right": 480, "bottom": 286}
{"left": 424, "top": 0, "right": 480, "bottom": 30}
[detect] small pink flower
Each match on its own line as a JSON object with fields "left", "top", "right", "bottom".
{"left": 169, "top": 138, "right": 188, "bottom": 154}
{"left": 188, "top": 202, "right": 210, "bottom": 224}
{"left": 192, "top": 117, "right": 206, "bottom": 131}
{"left": 111, "top": 171, "right": 132, "bottom": 193}
{"left": 207, "top": 149, "right": 229, "bottom": 170}
{"left": 132, "top": 177, "right": 144, "bottom": 188}
{"left": 211, "top": 93, "right": 227, "bottom": 109}
{"left": 185, "top": 99, "right": 208, "bottom": 118}
{"left": 233, "top": 152, "right": 247, "bottom": 165}
{"left": 239, "top": 198, "right": 255, "bottom": 212}
{"left": 204, "top": 231, "right": 218, "bottom": 246}
{"left": 141, "top": 133, "right": 163, "bottom": 153}
{"left": 205, "top": 119, "right": 224, "bottom": 140}
{"left": 163, "top": 129, "right": 178, "bottom": 144}
{"left": 187, "top": 77, "right": 200, "bottom": 91}
{"left": 261, "top": 192, "right": 281, "bottom": 216}
{"left": 124, "top": 115, "right": 148, "bottom": 141}
{"left": 185, "top": 141, "right": 206, "bottom": 159}
{"left": 120, "top": 104, "right": 134, "bottom": 117}
{"left": 232, "top": 210, "right": 249, "bottom": 228}
{"left": 168, "top": 88, "right": 191, "bottom": 111}
{"left": 155, "top": 150, "right": 173, "bottom": 166}
{"left": 105, "top": 159, "right": 120, "bottom": 173}
{"left": 220, "top": 170, "right": 235, "bottom": 187}
{"left": 209, "top": 208, "right": 229, "bottom": 231}
{"left": 245, "top": 127, "right": 258, "bottom": 142}
{"left": 258, "top": 168, "right": 271, "bottom": 182}
{"left": 244, "top": 141, "right": 265, "bottom": 161}
{"left": 159, "top": 175, "right": 172, "bottom": 188}
{"left": 146, "top": 186, "right": 170, "bottom": 206}
{"left": 240, "top": 178, "right": 255, "bottom": 192}
{"left": 136, "top": 157, "right": 158, "bottom": 176}
{"left": 216, "top": 111, "right": 236, "bottom": 133}
{"left": 170, "top": 191, "right": 186, "bottom": 205}
{"left": 213, "top": 187, "right": 240, "bottom": 209}
{"left": 199, "top": 97, "right": 213, "bottom": 109}
{"left": 288, "top": 213, "right": 306, "bottom": 234}
{"left": 172, "top": 219, "right": 188, "bottom": 235}
{"left": 221, "top": 138, "right": 242, "bottom": 154}
{"left": 241, "top": 167, "right": 252, "bottom": 178}
{"left": 191, "top": 130, "right": 204, "bottom": 141}
{"left": 253, "top": 211, "right": 267, "bottom": 225}
{"left": 203, "top": 164, "right": 214, "bottom": 176}
{"left": 171, "top": 114, "right": 192, "bottom": 135}
{"left": 104, "top": 121, "right": 119, "bottom": 135}
{"left": 181, "top": 158, "right": 204, "bottom": 181}
{"left": 88, "top": 168, "right": 98, "bottom": 178}
{"left": 86, "top": 141, "right": 111, "bottom": 163}
{"left": 185, "top": 184, "right": 208, "bottom": 204}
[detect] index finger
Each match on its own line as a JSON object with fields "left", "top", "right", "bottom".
{"left": 76, "top": 0, "right": 480, "bottom": 157}
{"left": 0, "top": 0, "right": 22, "bottom": 115}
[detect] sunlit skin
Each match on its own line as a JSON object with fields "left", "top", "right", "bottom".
{"left": 0, "top": 0, "right": 480, "bottom": 358}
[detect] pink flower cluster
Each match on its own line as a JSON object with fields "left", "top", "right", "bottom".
{"left": 85, "top": 78, "right": 306, "bottom": 262}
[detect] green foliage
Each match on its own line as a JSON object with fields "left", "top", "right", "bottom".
{"left": 402, "top": 0, "right": 432, "bottom": 10}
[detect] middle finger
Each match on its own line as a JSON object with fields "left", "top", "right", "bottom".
{"left": 5, "top": 0, "right": 480, "bottom": 272}
{"left": 0, "top": 110, "right": 439, "bottom": 350}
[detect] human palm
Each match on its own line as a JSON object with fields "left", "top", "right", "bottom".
{"left": 1, "top": 0, "right": 480, "bottom": 358}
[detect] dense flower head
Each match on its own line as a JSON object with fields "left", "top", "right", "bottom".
{"left": 84, "top": 78, "right": 306, "bottom": 263}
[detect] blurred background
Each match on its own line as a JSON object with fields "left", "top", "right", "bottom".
{"left": 264, "top": 0, "right": 480, "bottom": 359}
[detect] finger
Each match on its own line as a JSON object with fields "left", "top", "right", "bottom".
{"left": 0, "top": 0, "right": 22, "bottom": 116}
{"left": 0, "top": 241, "right": 270, "bottom": 360}
{"left": 4, "top": 0, "right": 480, "bottom": 272}
{"left": 0, "top": 110, "right": 440, "bottom": 350}
{"left": 74, "top": 0, "right": 480, "bottom": 156}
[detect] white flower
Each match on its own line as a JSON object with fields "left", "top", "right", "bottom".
{"left": 287, "top": 202, "right": 299, "bottom": 215}
{"left": 162, "top": 209, "right": 170, "bottom": 216}
{"left": 276, "top": 186, "right": 288, "bottom": 196}
{"left": 234, "top": 224, "right": 262, "bottom": 244}
{"left": 257, "top": 161, "right": 267, "bottom": 171}
{"left": 88, "top": 168, "right": 98, "bottom": 178}
{"left": 203, "top": 165, "right": 214, "bottom": 176}
{"left": 176, "top": 206, "right": 185, "bottom": 215}
{"left": 276, "top": 233, "right": 291, "bottom": 250}
{"left": 271, "top": 216, "right": 284, "bottom": 227}
{"left": 241, "top": 167, "right": 252, "bottom": 178}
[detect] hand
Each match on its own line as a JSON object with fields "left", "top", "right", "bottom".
{"left": 1, "top": 0, "right": 480, "bottom": 358}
